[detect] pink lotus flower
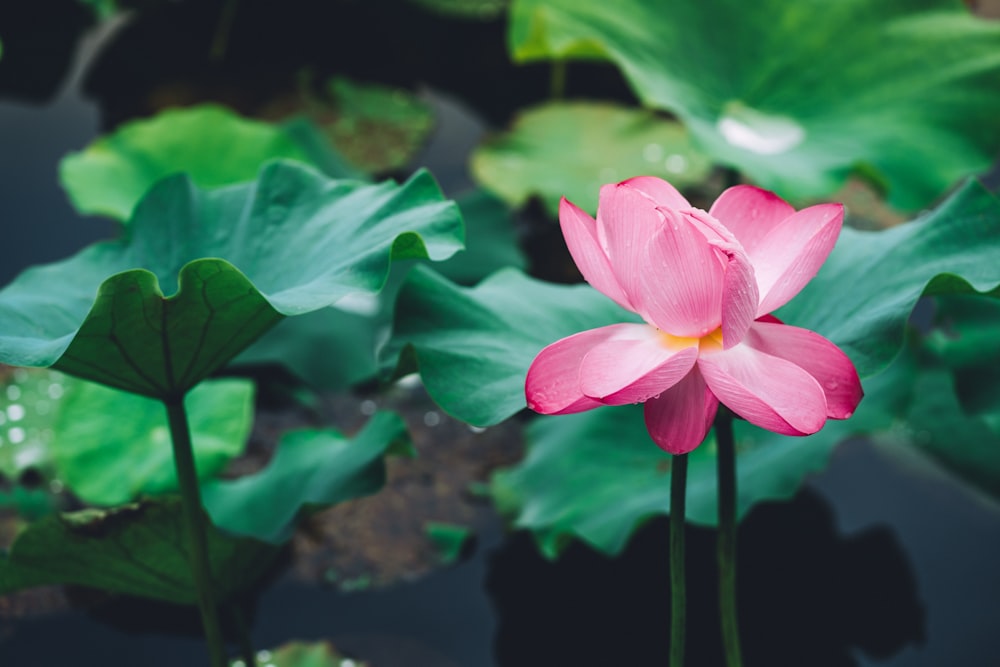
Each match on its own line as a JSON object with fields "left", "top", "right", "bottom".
{"left": 525, "top": 177, "right": 863, "bottom": 454}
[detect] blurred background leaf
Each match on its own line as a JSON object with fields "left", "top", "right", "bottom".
{"left": 0, "top": 497, "right": 278, "bottom": 604}
{"left": 471, "top": 101, "right": 710, "bottom": 215}
{"left": 201, "top": 411, "right": 411, "bottom": 543}
{"left": 508, "top": 0, "right": 1000, "bottom": 209}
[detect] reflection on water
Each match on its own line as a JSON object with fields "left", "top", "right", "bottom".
{"left": 488, "top": 488, "right": 923, "bottom": 667}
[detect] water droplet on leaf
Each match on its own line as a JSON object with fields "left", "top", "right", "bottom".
{"left": 717, "top": 101, "right": 805, "bottom": 155}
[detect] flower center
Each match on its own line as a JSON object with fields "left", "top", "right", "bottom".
{"left": 698, "top": 327, "right": 725, "bottom": 353}
{"left": 657, "top": 327, "right": 722, "bottom": 352}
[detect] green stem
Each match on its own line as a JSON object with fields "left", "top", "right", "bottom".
{"left": 715, "top": 408, "right": 743, "bottom": 667}
{"left": 210, "top": 0, "right": 240, "bottom": 62}
{"left": 231, "top": 605, "right": 257, "bottom": 667}
{"left": 670, "top": 452, "right": 688, "bottom": 667}
{"left": 549, "top": 60, "right": 567, "bottom": 99}
{"left": 165, "top": 397, "right": 228, "bottom": 667}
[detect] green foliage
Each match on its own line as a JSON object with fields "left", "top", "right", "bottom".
{"left": 320, "top": 77, "right": 435, "bottom": 174}
{"left": 235, "top": 188, "right": 523, "bottom": 390}
{"left": 50, "top": 376, "right": 254, "bottom": 505}
{"left": 425, "top": 521, "right": 472, "bottom": 563}
{"left": 264, "top": 640, "right": 367, "bottom": 667}
{"left": 880, "top": 363, "right": 1000, "bottom": 505}
{"left": 0, "top": 162, "right": 463, "bottom": 398}
{"left": 0, "top": 498, "right": 279, "bottom": 604}
{"left": 508, "top": 0, "right": 1000, "bottom": 208}
{"left": 0, "top": 368, "right": 67, "bottom": 478}
{"left": 472, "top": 101, "right": 710, "bottom": 215}
{"left": 387, "top": 266, "right": 640, "bottom": 426}
{"left": 925, "top": 294, "right": 1000, "bottom": 423}
{"left": 201, "top": 412, "right": 411, "bottom": 543}
{"left": 59, "top": 105, "right": 331, "bottom": 221}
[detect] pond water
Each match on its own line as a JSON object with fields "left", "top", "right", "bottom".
{"left": 1, "top": 8, "right": 999, "bottom": 667}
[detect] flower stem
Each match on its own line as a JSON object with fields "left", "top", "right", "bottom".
{"left": 715, "top": 408, "right": 743, "bottom": 667}
{"left": 210, "top": 0, "right": 240, "bottom": 62}
{"left": 231, "top": 605, "right": 257, "bottom": 667}
{"left": 670, "top": 452, "right": 688, "bottom": 667}
{"left": 164, "top": 397, "right": 228, "bottom": 667}
{"left": 550, "top": 60, "right": 567, "bottom": 99}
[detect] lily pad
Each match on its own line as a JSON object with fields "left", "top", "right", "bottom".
{"left": 0, "top": 161, "right": 463, "bottom": 399}
{"left": 50, "top": 376, "right": 254, "bottom": 505}
{"left": 0, "top": 497, "right": 279, "bottom": 604}
{"left": 59, "top": 105, "right": 340, "bottom": 221}
{"left": 436, "top": 188, "right": 527, "bottom": 284}
{"left": 235, "top": 188, "right": 521, "bottom": 390}
{"left": 318, "top": 77, "right": 435, "bottom": 174}
{"left": 387, "top": 266, "right": 639, "bottom": 426}
{"left": 493, "top": 354, "right": 910, "bottom": 557}
{"left": 471, "top": 101, "right": 711, "bottom": 215}
{"left": 201, "top": 411, "right": 411, "bottom": 543}
{"left": 508, "top": 0, "right": 1000, "bottom": 208}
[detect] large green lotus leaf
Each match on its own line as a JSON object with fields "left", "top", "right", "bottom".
{"left": 777, "top": 179, "right": 1000, "bottom": 378}
{"left": 508, "top": 0, "right": 1000, "bottom": 208}
{"left": 493, "top": 351, "right": 914, "bottom": 557}
{"left": 387, "top": 266, "right": 640, "bottom": 426}
{"left": 471, "top": 101, "right": 711, "bottom": 215}
{"left": 201, "top": 411, "right": 410, "bottom": 543}
{"left": 435, "top": 188, "right": 527, "bottom": 284}
{"left": 387, "top": 180, "right": 1000, "bottom": 426}
{"left": 59, "top": 105, "right": 330, "bottom": 221}
{"left": 235, "top": 188, "right": 522, "bottom": 390}
{"left": 234, "top": 303, "right": 389, "bottom": 391}
{"left": 50, "top": 376, "right": 254, "bottom": 505}
{"left": 0, "top": 162, "right": 463, "bottom": 398}
{"left": 0, "top": 497, "right": 279, "bottom": 604}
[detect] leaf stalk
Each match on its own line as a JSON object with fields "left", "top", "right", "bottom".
{"left": 165, "top": 396, "right": 229, "bottom": 667}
